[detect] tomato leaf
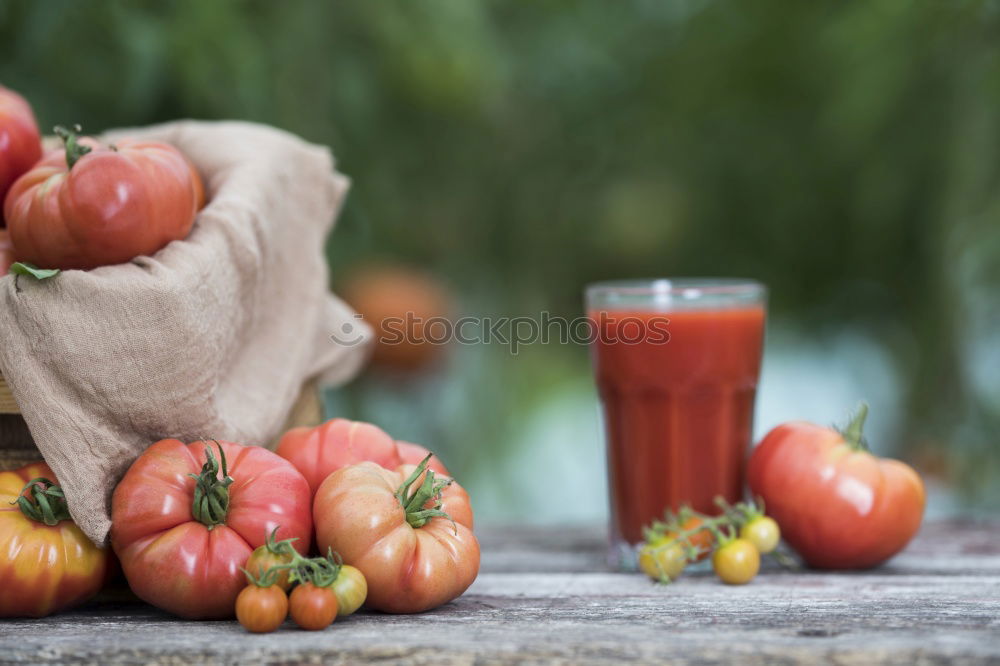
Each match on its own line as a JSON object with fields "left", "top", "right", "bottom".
{"left": 9, "top": 262, "right": 60, "bottom": 280}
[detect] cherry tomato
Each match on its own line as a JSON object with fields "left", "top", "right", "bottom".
{"left": 740, "top": 516, "right": 780, "bottom": 554}
{"left": 236, "top": 585, "right": 288, "bottom": 634}
{"left": 289, "top": 583, "right": 338, "bottom": 630}
{"left": 638, "top": 538, "right": 686, "bottom": 582}
{"left": 331, "top": 565, "right": 368, "bottom": 616}
{"left": 673, "top": 515, "right": 714, "bottom": 562}
{"left": 712, "top": 538, "right": 760, "bottom": 585}
{"left": 245, "top": 529, "right": 300, "bottom": 592}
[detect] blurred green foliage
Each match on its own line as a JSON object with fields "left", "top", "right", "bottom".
{"left": 2, "top": 0, "right": 999, "bottom": 504}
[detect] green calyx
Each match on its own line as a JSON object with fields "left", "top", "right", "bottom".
{"left": 188, "top": 442, "right": 233, "bottom": 528}
{"left": 394, "top": 454, "right": 455, "bottom": 530}
{"left": 53, "top": 124, "right": 92, "bottom": 169}
{"left": 841, "top": 402, "right": 870, "bottom": 452}
{"left": 263, "top": 525, "right": 299, "bottom": 555}
{"left": 14, "top": 477, "right": 72, "bottom": 525}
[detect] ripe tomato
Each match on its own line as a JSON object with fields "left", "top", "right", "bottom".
{"left": 313, "top": 458, "right": 479, "bottom": 613}
{"left": 0, "top": 84, "right": 42, "bottom": 217}
{"left": 236, "top": 584, "right": 288, "bottom": 633}
{"left": 712, "top": 538, "right": 760, "bottom": 585}
{"left": 4, "top": 125, "right": 204, "bottom": 270}
{"left": 748, "top": 404, "right": 925, "bottom": 569}
{"left": 245, "top": 528, "right": 300, "bottom": 592}
{"left": 276, "top": 418, "right": 449, "bottom": 497}
{"left": 331, "top": 564, "right": 367, "bottom": 616}
{"left": 740, "top": 515, "right": 780, "bottom": 554}
{"left": 0, "top": 229, "right": 16, "bottom": 276}
{"left": 111, "top": 440, "right": 312, "bottom": 619}
{"left": 289, "top": 583, "right": 338, "bottom": 630}
{"left": 0, "top": 463, "right": 112, "bottom": 617}
{"left": 638, "top": 538, "right": 686, "bottom": 582}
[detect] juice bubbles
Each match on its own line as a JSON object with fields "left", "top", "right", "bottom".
{"left": 586, "top": 280, "right": 766, "bottom": 567}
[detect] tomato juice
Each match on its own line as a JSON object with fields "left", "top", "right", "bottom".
{"left": 586, "top": 280, "right": 766, "bottom": 566}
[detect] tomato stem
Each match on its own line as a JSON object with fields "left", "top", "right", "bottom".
{"left": 188, "top": 442, "right": 233, "bottom": 528}
{"left": 841, "top": 402, "right": 870, "bottom": 452}
{"left": 14, "top": 477, "right": 72, "bottom": 525}
{"left": 53, "top": 124, "right": 92, "bottom": 169}
{"left": 394, "top": 454, "right": 456, "bottom": 530}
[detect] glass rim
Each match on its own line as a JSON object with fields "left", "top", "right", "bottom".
{"left": 585, "top": 278, "right": 766, "bottom": 298}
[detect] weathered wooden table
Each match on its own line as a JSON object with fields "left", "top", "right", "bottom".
{"left": 0, "top": 521, "right": 997, "bottom": 665}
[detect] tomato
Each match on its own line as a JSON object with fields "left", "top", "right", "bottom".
{"left": 740, "top": 516, "right": 780, "bottom": 554}
{"left": 0, "top": 229, "right": 16, "bottom": 276}
{"left": 111, "top": 440, "right": 312, "bottom": 619}
{"left": 236, "top": 584, "right": 288, "bottom": 633}
{"left": 4, "top": 125, "right": 204, "bottom": 270}
{"left": 748, "top": 404, "right": 925, "bottom": 569}
{"left": 0, "top": 84, "right": 42, "bottom": 219}
{"left": 313, "top": 457, "right": 479, "bottom": 613}
{"left": 245, "top": 528, "right": 301, "bottom": 591}
{"left": 638, "top": 538, "right": 686, "bottom": 582}
{"left": 0, "top": 463, "right": 112, "bottom": 617}
{"left": 330, "top": 564, "right": 367, "bottom": 616}
{"left": 276, "top": 418, "right": 449, "bottom": 497}
{"left": 289, "top": 583, "right": 338, "bottom": 630}
{"left": 712, "top": 538, "right": 760, "bottom": 585}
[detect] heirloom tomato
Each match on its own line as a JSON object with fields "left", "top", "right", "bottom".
{"left": 0, "top": 463, "right": 111, "bottom": 617}
{"left": 0, "top": 84, "right": 42, "bottom": 217}
{"left": 276, "top": 418, "right": 448, "bottom": 496}
{"left": 313, "top": 456, "right": 479, "bottom": 613}
{"left": 748, "top": 404, "right": 925, "bottom": 569}
{"left": 111, "top": 439, "right": 312, "bottom": 619}
{"left": 4, "top": 125, "right": 204, "bottom": 269}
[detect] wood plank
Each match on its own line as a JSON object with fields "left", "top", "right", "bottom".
{"left": 0, "top": 521, "right": 997, "bottom": 665}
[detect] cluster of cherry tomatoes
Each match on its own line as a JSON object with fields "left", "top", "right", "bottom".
{"left": 638, "top": 499, "right": 781, "bottom": 585}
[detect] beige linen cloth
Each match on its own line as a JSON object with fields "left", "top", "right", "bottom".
{"left": 0, "top": 120, "right": 371, "bottom": 545}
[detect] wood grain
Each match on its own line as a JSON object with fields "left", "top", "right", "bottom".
{"left": 0, "top": 521, "right": 996, "bottom": 665}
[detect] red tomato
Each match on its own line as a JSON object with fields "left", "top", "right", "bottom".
{"left": 276, "top": 418, "right": 449, "bottom": 497}
{"left": 748, "top": 405, "right": 925, "bottom": 569}
{"left": 236, "top": 584, "right": 288, "bottom": 633}
{"left": 4, "top": 125, "right": 204, "bottom": 269}
{"left": 111, "top": 440, "right": 312, "bottom": 619}
{"left": 289, "top": 583, "right": 338, "bottom": 630}
{"left": 0, "top": 229, "right": 16, "bottom": 276}
{"left": 0, "top": 84, "right": 42, "bottom": 219}
{"left": 0, "top": 463, "right": 112, "bottom": 617}
{"left": 314, "top": 458, "right": 479, "bottom": 613}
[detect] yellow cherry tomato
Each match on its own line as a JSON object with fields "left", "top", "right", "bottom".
{"left": 712, "top": 538, "right": 760, "bottom": 585}
{"left": 331, "top": 564, "right": 368, "bottom": 616}
{"left": 639, "top": 537, "right": 687, "bottom": 582}
{"left": 740, "top": 516, "right": 780, "bottom": 554}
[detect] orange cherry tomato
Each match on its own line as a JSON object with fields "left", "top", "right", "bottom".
{"left": 0, "top": 463, "right": 112, "bottom": 617}
{"left": 289, "top": 583, "right": 338, "bottom": 631}
{"left": 236, "top": 584, "right": 288, "bottom": 633}
{"left": 5, "top": 125, "right": 203, "bottom": 269}
{"left": 748, "top": 404, "right": 925, "bottom": 569}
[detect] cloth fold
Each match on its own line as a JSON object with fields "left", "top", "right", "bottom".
{"left": 0, "top": 120, "right": 370, "bottom": 544}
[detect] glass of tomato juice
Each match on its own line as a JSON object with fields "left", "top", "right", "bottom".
{"left": 586, "top": 279, "right": 767, "bottom": 569}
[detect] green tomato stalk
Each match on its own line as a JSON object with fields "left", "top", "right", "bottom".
{"left": 188, "top": 442, "right": 233, "bottom": 528}
{"left": 14, "top": 477, "right": 71, "bottom": 525}
{"left": 394, "top": 453, "right": 456, "bottom": 530}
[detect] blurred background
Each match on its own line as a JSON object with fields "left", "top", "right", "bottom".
{"left": 2, "top": 0, "right": 998, "bottom": 522}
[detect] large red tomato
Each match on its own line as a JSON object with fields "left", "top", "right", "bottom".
{"left": 111, "top": 440, "right": 312, "bottom": 619}
{"left": 0, "top": 84, "right": 42, "bottom": 220}
{"left": 748, "top": 405, "right": 925, "bottom": 569}
{"left": 314, "top": 458, "right": 479, "bottom": 613}
{"left": 276, "top": 418, "right": 448, "bottom": 497}
{"left": 4, "top": 125, "right": 204, "bottom": 270}
{"left": 0, "top": 462, "right": 112, "bottom": 617}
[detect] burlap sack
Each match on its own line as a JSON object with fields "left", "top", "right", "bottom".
{"left": 0, "top": 120, "right": 371, "bottom": 545}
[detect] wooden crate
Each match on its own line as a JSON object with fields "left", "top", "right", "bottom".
{"left": 0, "top": 373, "right": 322, "bottom": 471}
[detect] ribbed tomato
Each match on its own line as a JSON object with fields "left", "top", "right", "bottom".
{"left": 4, "top": 125, "right": 203, "bottom": 269}
{"left": 748, "top": 405, "right": 925, "bottom": 569}
{"left": 111, "top": 440, "right": 312, "bottom": 619}
{"left": 314, "top": 458, "right": 479, "bottom": 613}
{"left": 0, "top": 462, "right": 112, "bottom": 617}
{"left": 276, "top": 418, "right": 448, "bottom": 497}
{"left": 0, "top": 84, "right": 42, "bottom": 219}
